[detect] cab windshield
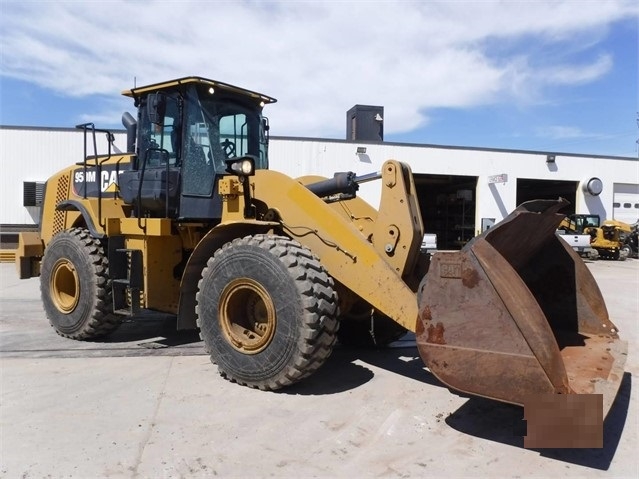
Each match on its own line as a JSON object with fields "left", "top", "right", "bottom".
{"left": 139, "top": 84, "right": 271, "bottom": 197}
{"left": 187, "top": 85, "right": 269, "bottom": 173}
{"left": 576, "top": 215, "right": 600, "bottom": 230}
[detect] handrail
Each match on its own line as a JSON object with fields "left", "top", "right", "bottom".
{"left": 75, "top": 123, "right": 115, "bottom": 232}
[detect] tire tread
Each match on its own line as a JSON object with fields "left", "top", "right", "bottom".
{"left": 196, "top": 234, "right": 339, "bottom": 390}
{"left": 41, "top": 227, "right": 121, "bottom": 340}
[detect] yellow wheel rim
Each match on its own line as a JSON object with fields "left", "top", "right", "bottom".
{"left": 50, "top": 258, "right": 80, "bottom": 313}
{"left": 219, "top": 278, "right": 276, "bottom": 354}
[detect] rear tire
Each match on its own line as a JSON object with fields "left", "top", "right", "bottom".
{"left": 620, "top": 245, "right": 631, "bottom": 260}
{"left": 40, "top": 228, "right": 121, "bottom": 339}
{"left": 196, "top": 235, "right": 339, "bottom": 390}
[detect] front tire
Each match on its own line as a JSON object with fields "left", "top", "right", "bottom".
{"left": 196, "top": 235, "right": 339, "bottom": 390}
{"left": 40, "top": 228, "right": 121, "bottom": 339}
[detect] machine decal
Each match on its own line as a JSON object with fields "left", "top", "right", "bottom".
{"left": 440, "top": 262, "right": 462, "bottom": 278}
{"left": 72, "top": 165, "right": 124, "bottom": 197}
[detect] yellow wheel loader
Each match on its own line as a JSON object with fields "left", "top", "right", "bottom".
{"left": 586, "top": 219, "right": 634, "bottom": 261}
{"left": 15, "top": 77, "right": 626, "bottom": 438}
{"left": 562, "top": 214, "right": 632, "bottom": 260}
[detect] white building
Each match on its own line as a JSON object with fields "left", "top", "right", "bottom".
{"left": 1, "top": 125, "right": 638, "bottom": 250}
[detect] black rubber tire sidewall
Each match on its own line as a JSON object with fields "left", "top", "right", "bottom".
{"left": 40, "top": 228, "right": 117, "bottom": 339}
{"left": 197, "top": 235, "right": 338, "bottom": 389}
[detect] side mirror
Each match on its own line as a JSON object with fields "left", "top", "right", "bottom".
{"left": 147, "top": 92, "right": 166, "bottom": 125}
{"left": 122, "top": 112, "right": 137, "bottom": 153}
{"left": 262, "top": 117, "right": 270, "bottom": 145}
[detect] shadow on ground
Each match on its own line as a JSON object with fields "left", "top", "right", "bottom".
{"left": 445, "top": 372, "right": 631, "bottom": 470}
{"left": 104, "top": 312, "right": 203, "bottom": 349}
{"left": 285, "top": 335, "right": 445, "bottom": 396}
{"left": 0, "top": 310, "right": 204, "bottom": 358}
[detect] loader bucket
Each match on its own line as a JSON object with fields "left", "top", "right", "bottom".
{"left": 416, "top": 199, "right": 627, "bottom": 417}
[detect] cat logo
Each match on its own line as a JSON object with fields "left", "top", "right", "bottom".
{"left": 101, "top": 171, "right": 119, "bottom": 193}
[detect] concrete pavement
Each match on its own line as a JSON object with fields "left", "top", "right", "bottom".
{"left": 1, "top": 260, "right": 637, "bottom": 478}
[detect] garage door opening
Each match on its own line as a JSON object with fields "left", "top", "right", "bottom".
{"left": 516, "top": 179, "right": 577, "bottom": 214}
{"left": 414, "top": 174, "right": 478, "bottom": 250}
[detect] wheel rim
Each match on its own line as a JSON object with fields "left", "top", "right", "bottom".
{"left": 219, "top": 278, "right": 276, "bottom": 354}
{"left": 50, "top": 258, "right": 80, "bottom": 313}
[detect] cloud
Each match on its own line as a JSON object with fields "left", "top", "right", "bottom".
{"left": 538, "top": 54, "right": 614, "bottom": 85}
{"left": 1, "top": 0, "right": 637, "bottom": 137}
{"left": 536, "top": 125, "right": 594, "bottom": 140}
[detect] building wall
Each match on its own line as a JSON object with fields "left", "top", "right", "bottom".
{"left": 269, "top": 137, "right": 639, "bottom": 227}
{"left": 1, "top": 126, "right": 637, "bottom": 228}
{"left": 0, "top": 127, "right": 127, "bottom": 225}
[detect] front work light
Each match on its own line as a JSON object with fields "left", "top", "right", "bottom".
{"left": 225, "top": 156, "right": 256, "bottom": 176}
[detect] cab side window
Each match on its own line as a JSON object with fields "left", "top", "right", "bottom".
{"left": 139, "top": 94, "right": 181, "bottom": 167}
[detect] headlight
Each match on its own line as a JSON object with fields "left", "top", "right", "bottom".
{"left": 225, "top": 156, "right": 256, "bottom": 176}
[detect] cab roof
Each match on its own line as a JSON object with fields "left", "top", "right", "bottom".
{"left": 121, "top": 76, "right": 277, "bottom": 104}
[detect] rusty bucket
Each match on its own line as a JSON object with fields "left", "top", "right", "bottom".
{"left": 416, "top": 199, "right": 627, "bottom": 417}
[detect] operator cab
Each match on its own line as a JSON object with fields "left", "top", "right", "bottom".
{"left": 118, "top": 77, "right": 276, "bottom": 220}
{"left": 570, "top": 214, "right": 601, "bottom": 233}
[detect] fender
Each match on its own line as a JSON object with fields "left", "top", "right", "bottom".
{"left": 56, "top": 200, "right": 105, "bottom": 239}
{"left": 176, "top": 220, "right": 280, "bottom": 330}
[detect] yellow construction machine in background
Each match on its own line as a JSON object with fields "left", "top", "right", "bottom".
{"left": 561, "top": 214, "right": 637, "bottom": 260}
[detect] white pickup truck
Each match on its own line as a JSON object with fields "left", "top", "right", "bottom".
{"left": 420, "top": 233, "right": 437, "bottom": 254}
{"left": 556, "top": 231, "right": 598, "bottom": 260}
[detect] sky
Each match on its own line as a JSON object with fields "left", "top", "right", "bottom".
{"left": 1, "top": 0, "right": 638, "bottom": 158}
